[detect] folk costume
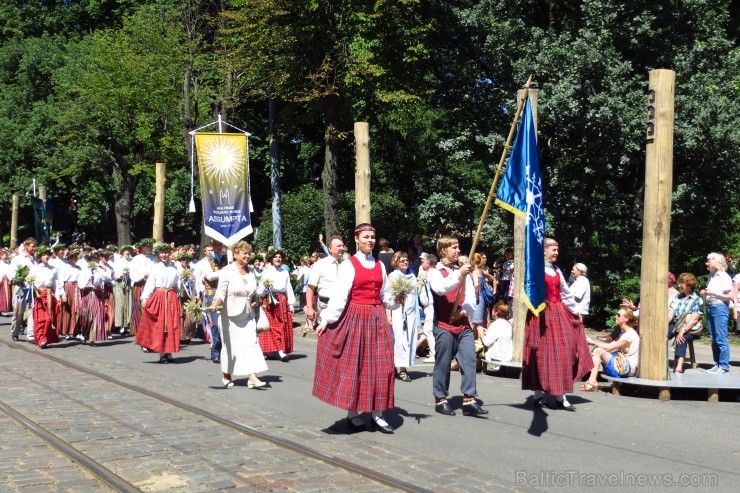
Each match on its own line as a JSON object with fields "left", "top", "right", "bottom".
{"left": 256, "top": 265, "right": 296, "bottom": 359}
{"left": 313, "top": 253, "right": 397, "bottom": 414}
{"left": 0, "top": 252, "right": 12, "bottom": 314}
{"left": 428, "top": 260, "right": 484, "bottom": 416}
{"left": 135, "top": 253, "right": 182, "bottom": 360}
{"left": 9, "top": 247, "right": 37, "bottom": 341}
{"left": 112, "top": 247, "right": 133, "bottom": 333}
{"left": 177, "top": 256, "right": 198, "bottom": 342}
{"left": 522, "top": 265, "right": 593, "bottom": 398}
{"left": 195, "top": 250, "right": 228, "bottom": 360}
{"left": 129, "top": 239, "right": 156, "bottom": 336}
{"left": 29, "top": 251, "right": 65, "bottom": 348}
{"left": 58, "top": 255, "right": 82, "bottom": 339}
{"left": 99, "top": 255, "right": 115, "bottom": 338}
{"left": 78, "top": 256, "right": 106, "bottom": 343}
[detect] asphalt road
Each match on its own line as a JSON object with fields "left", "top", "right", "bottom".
{"left": 2, "top": 314, "right": 739, "bottom": 492}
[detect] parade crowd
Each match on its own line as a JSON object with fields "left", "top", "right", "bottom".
{"left": 1, "top": 227, "right": 734, "bottom": 433}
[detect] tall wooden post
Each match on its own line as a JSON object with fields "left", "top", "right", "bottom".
{"left": 354, "top": 122, "right": 371, "bottom": 225}
{"left": 512, "top": 89, "right": 538, "bottom": 362}
{"left": 10, "top": 194, "right": 19, "bottom": 250}
{"left": 639, "top": 69, "right": 675, "bottom": 390}
{"left": 153, "top": 162, "right": 166, "bottom": 243}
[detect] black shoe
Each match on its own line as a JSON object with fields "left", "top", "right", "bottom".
{"left": 165, "top": 354, "right": 174, "bottom": 363}
{"left": 435, "top": 401, "right": 456, "bottom": 416}
{"left": 371, "top": 418, "right": 394, "bottom": 434}
{"left": 39, "top": 342, "right": 48, "bottom": 349}
{"left": 11, "top": 336, "right": 18, "bottom": 342}
{"left": 462, "top": 401, "right": 489, "bottom": 417}
{"left": 347, "top": 417, "right": 365, "bottom": 432}
{"left": 533, "top": 396, "right": 548, "bottom": 409}
{"left": 557, "top": 400, "right": 576, "bottom": 412}
{"left": 212, "top": 358, "right": 220, "bottom": 364}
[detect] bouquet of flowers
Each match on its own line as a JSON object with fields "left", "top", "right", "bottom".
{"left": 180, "top": 268, "right": 193, "bottom": 282}
{"left": 390, "top": 276, "right": 415, "bottom": 297}
{"left": 262, "top": 278, "right": 277, "bottom": 305}
{"left": 88, "top": 261, "right": 98, "bottom": 271}
{"left": 13, "top": 265, "right": 29, "bottom": 286}
{"left": 183, "top": 299, "right": 221, "bottom": 321}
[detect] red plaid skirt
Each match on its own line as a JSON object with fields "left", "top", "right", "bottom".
{"left": 257, "top": 292, "right": 294, "bottom": 354}
{"left": 313, "top": 302, "right": 395, "bottom": 412}
{"left": 522, "top": 301, "right": 594, "bottom": 395}
{"left": 33, "top": 289, "right": 60, "bottom": 346}
{"left": 59, "top": 282, "right": 81, "bottom": 336}
{"left": 130, "top": 280, "right": 145, "bottom": 335}
{"left": 0, "top": 277, "right": 11, "bottom": 312}
{"left": 135, "top": 289, "right": 181, "bottom": 354}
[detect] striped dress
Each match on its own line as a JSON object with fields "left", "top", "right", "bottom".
{"left": 59, "top": 262, "right": 82, "bottom": 337}
{"left": 522, "top": 268, "right": 594, "bottom": 395}
{"left": 313, "top": 255, "right": 395, "bottom": 412}
{"left": 79, "top": 264, "right": 106, "bottom": 342}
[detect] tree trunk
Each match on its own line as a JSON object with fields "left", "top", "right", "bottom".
{"left": 322, "top": 93, "right": 341, "bottom": 238}
{"left": 113, "top": 165, "right": 134, "bottom": 245}
{"left": 269, "top": 86, "right": 282, "bottom": 249}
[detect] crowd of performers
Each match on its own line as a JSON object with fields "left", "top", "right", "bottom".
{"left": 0, "top": 236, "right": 295, "bottom": 366}
{"left": 2, "top": 229, "right": 597, "bottom": 435}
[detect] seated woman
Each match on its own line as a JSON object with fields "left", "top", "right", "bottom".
{"left": 478, "top": 301, "right": 513, "bottom": 368}
{"left": 668, "top": 272, "right": 703, "bottom": 373}
{"left": 581, "top": 306, "right": 640, "bottom": 391}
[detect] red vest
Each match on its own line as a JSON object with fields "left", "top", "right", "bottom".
{"left": 348, "top": 256, "right": 382, "bottom": 305}
{"left": 433, "top": 267, "right": 469, "bottom": 335}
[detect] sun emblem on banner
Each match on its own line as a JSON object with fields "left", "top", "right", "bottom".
{"left": 200, "top": 135, "right": 245, "bottom": 184}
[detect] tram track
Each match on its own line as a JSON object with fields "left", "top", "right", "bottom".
{"left": 2, "top": 339, "right": 430, "bottom": 493}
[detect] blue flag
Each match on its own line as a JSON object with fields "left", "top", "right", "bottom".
{"left": 495, "top": 96, "right": 546, "bottom": 315}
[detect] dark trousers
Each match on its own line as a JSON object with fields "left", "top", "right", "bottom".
{"left": 432, "top": 326, "right": 477, "bottom": 399}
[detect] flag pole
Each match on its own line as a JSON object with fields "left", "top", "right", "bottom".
{"left": 450, "top": 75, "right": 534, "bottom": 320}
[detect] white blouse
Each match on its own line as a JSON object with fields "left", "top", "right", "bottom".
{"left": 30, "top": 263, "right": 65, "bottom": 298}
{"left": 141, "top": 262, "right": 181, "bottom": 303}
{"left": 256, "top": 266, "right": 296, "bottom": 307}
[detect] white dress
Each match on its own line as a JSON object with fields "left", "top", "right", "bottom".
{"left": 218, "top": 267, "right": 268, "bottom": 376}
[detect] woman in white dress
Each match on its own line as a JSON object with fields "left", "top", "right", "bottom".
{"left": 387, "top": 251, "right": 419, "bottom": 382}
{"left": 212, "top": 241, "right": 268, "bottom": 389}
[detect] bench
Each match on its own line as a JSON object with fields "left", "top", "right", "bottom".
{"left": 482, "top": 358, "right": 522, "bottom": 377}
{"left": 601, "top": 370, "right": 740, "bottom": 402}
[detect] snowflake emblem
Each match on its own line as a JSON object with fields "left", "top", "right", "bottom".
{"left": 524, "top": 163, "right": 544, "bottom": 244}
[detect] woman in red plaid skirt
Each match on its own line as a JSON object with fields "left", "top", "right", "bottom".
{"left": 312, "top": 224, "right": 401, "bottom": 434}
{"left": 522, "top": 238, "right": 593, "bottom": 411}
{"left": 134, "top": 244, "right": 182, "bottom": 363}
{"left": 29, "top": 246, "right": 66, "bottom": 348}
{"left": 256, "top": 250, "right": 295, "bottom": 362}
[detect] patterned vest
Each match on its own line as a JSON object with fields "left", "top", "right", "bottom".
{"left": 433, "top": 267, "right": 469, "bottom": 335}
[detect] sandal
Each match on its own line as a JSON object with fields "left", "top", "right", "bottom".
{"left": 579, "top": 381, "right": 599, "bottom": 392}
{"left": 398, "top": 371, "right": 411, "bottom": 382}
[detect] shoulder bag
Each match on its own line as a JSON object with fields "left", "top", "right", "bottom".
{"left": 675, "top": 296, "right": 702, "bottom": 337}
{"left": 254, "top": 302, "right": 270, "bottom": 333}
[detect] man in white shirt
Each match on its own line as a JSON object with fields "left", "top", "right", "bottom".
{"left": 569, "top": 263, "right": 591, "bottom": 324}
{"left": 305, "top": 236, "right": 345, "bottom": 326}
{"left": 10, "top": 237, "right": 38, "bottom": 342}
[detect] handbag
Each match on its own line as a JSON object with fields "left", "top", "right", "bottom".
{"left": 255, "top": 304, "right": 270, "bottom": 333}
{"left": 481, "top": 282, "right": 495, "bottom": 306}
{"left": 605, "top": 350, "right": 631, "bottom": 377}
{"left": 687, "top": 320, "right": 703, "bottom": 338}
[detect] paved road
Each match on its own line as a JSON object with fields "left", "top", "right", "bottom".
{"left": 1, "top": 314, "right": 738, "bottom": 492}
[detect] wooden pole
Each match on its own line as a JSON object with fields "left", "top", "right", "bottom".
{"left": 39, "top": 186, "right": 48, "bottom": 244}
{"left": 512, "top": 89, "right": 538, "bottom": 362}
{"left": 639, "top": 69, "right": 675, "bottom": 387}
{"left": 10, "top": 194, "right": 19, "bottom": 250}
{"left": 153, "top": 162, "right": 166, "bottom": 243}
{"left": 354, "top": 122, "right": 371, "bottom": 225}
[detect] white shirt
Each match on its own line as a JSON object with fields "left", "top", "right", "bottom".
{"left": 141, "top": 262, "right": 181, "bottom": 303}
{"left": 30, "top": 263, "right": 65, "bottom": 298}
{"left": 0, "top": 260, "right": 12, "bottom": 280}
{"left": 10, "top": 251, "right": 37, "bottom": 277}
{"left": 427, "top": 262, "right": 476, "bottom": 317}
{"left": 112, "top": 256, "right": 132, "bottom": 279}
{"left": 307, "top": 255, "right": 343, "bottom": 297}
{"left": 319, "top": 252, "right": 397, "bottom": 325}
{"left": 706, "top": 270, "right": 732, "bottom": 303}
{"left": 569, "top": 275, "right": 591, "bottom": 315}
{"left": 482, "top": 318, "right": 514, "bottom": 362}
{"left": 256, "top": 267, "right": 296, "bottom": 308}
{"left": 59, "top": 261, "right": 82, "bottom": 283}
{"left": 78, "top": 261, "right": 105, "bottom": 290}
{"left": 130, "top": 253, "right": 156, "bottom": 284}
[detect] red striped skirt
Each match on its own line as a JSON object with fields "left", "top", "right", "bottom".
{"left": 130, "top": 280, "right": 145, "bottom": 335}
{"left": 0, "top": 277, "right": 11, "bottom": 312}
{"left": 257, "top": 292, "right": 294, "bottom": 354}
{"left": 312, "top": 302, "right": 395, "bottom": 412}
{"left": 32, "top": 288, "right": 60, "bottom": 346}
{"left": 103, "top": 286, "right": 114, "bottom": 332}
{"left": 135, "top": 289, "right": 181, "bottom": 354}
{"left": 522, "top": 301, "right": 594, "bottom": 395}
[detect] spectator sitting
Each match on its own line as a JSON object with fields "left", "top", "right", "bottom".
{"left": 478, "top": 301, "right": 513, "bottom": 370}
{"left": 581, "top": 306, "right": 640, "bottom": 391}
